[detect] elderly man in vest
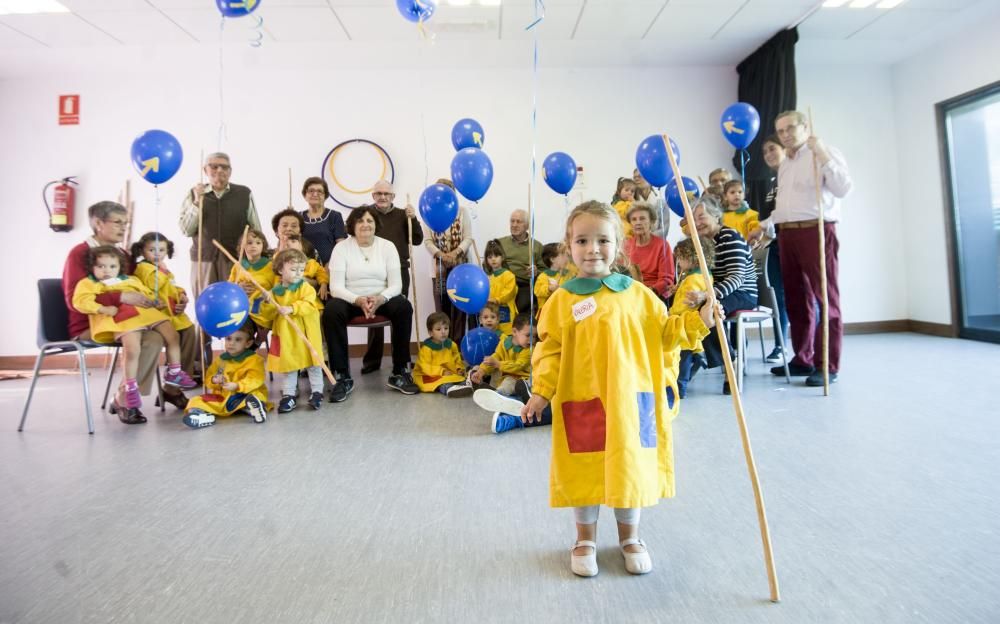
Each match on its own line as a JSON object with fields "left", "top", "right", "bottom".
{"left": 178, "top": 152, "right": 261, "bottom": 362}
{"left": 497, "top": 209, "right": 544, "bottom": 316}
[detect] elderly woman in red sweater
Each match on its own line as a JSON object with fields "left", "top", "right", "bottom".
{"left": 623, "top": 201, "right": 674, "bottom": 298}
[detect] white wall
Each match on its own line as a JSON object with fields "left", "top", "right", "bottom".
{"left": 0, "top": 49, "right": 736, "bottom": 356}
{"left": 891, "top": 12, "right": 1000, "bottom": 325}
{"left": 796, "top": 64, "right": 909, "bottom": 324}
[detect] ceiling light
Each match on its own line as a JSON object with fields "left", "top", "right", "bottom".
{"left": 848, "top": 0, "right": 878, "bottom": 7}
{"left": 0, "top": 0, "right": 69, "bottom": 14}
{"left": 822, "top": 0, "right": 850, "bottom": 6}
{"left": 875, "top": 0, "right": 905, "bottom": 7}
{"left": 479, "top": 0, "right": 502, "bottom": 6}
{"left": 447, "top": 0, "right": 472, "bottom": 5}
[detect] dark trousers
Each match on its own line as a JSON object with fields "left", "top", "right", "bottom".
{"left": 703, "top": 288, "right": 758, "bottom": 369}
{"left": 779, "top": 223, "right": 841, "bottom": 373}
{"left": 515, "top": 278, "right": 533, "bottom": 319}
{"left": 364, "top": 269, "right": 410, "bottom": 370}
{"left": 325, "top": 294, "right": 413, "bottom": 376}
{"left": 767, "top": 240, "right": 789, "bottom": 349}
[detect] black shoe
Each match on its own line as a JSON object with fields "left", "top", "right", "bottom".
{"left": 156, "top": 391, "right": 189, "bottom": 411}
{"left": 308, "top": 392, "right": 323, "bottom": 410}
{"left": 278, "top": 395, "right": 296, "bottom": 413}
{"left": 765, "top": 346, "right": 784, "bottom": 363}
{"left": 328, "top": 377, "right": 354, "bottom": 403}
{"left": 723, "top": 380, "right": 732, "bottom": 395}
{"left": 773, "top": 362, "right": 814, "bottom": 376}
{"left": 111, "top": 400, "right": 146, "bottom": 424}
{"left": 361, "top": 362, "right": 381, "bottom": 375}
{"left": 244, "top": 395, "right": 267, "bottom": 423}
{"left": 806, "top": 371, "right": 838, "bottom": 387}
{"left": 512, "top": 379, "right": 532, "bottom": 403}
{"left": 387, "top": 371, "right": 419, "bottom": 395}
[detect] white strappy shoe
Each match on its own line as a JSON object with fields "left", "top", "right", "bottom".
{"left": 620, "top": 538, "right": 652, "bottom": 575}
{"left": 570, "top": 540, "right": 599, "bottom": 577}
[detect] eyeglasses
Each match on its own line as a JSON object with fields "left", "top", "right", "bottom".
{"left": 373, "top": 192, "right": 394, "bottom": 198}
{"left": 305, "top": 189, "right": 326, "bottom": 195}
{"left": 775, "top": 124, "right": 801, "bottom": 136}
{"left": 103, "top": 218, "right": 129, "bottom": 227}
{"left": 205, "top": 163, "right": 231, "bottom": 171}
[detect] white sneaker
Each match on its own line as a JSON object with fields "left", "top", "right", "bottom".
{"left": 473, "top": 389, "right": 525, "bottom": 416}
{"left": 445, "top": 382, "right": 474, "bottom": 398}
{"left": 620, "top": 538, "right": 652, "bottom": 575}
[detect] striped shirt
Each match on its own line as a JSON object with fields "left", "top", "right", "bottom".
{"left": 712, "top": 227, "right": 757, "bottom": 300}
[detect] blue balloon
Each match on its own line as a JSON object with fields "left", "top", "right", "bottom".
{"left": 195, "top": 282, "right": 250, "bottom": 338}
{"left": 461, "top": 327, "right": 500, "bottom": 367}
{"left": 635, "top": 135, "right": 680, "bottom": 188}
{"left": 130, "top": 129, "right": 183, "bottom": 185}
{"left": 542, "top": 152, "right": 577, "bottom": 195}
{"left": 446, "top": 264, "right": 489, "bottom": 315}
{"left": 450, "top": 148, "right": 493, "bottom": 202}
{"left": 396, "top": 0, "right": 435, "bottom": 23}
{"left": 721, "top": 102, "right": 761, "bottom": 150}
{"left": 419, "top": 184, "right": 459, "bottom": 234}
{"left": 451, "top": 118, "right": 484, "bottom": 151}
{"left": 665, "top": 176, "right": 701, "bottom": 218}
{"left": 216, "top": 0, "right": 262, "bottom": 18}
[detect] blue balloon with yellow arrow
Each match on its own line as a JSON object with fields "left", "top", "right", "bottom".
{"left": 195, "top": 282, "right": 250, "bottom": 339}
{"left": 452, "top": 118, "right": 484, "bottom": 151}
{"left": 216, "top": 0, "right": 262, "bottom": 18}
{"left": 720, "top": 102, "right": 761, "bottom": 150}
{"left": 130, "top": 129, "right": 183, "bottom": 185}
{"left": 446, "top": 264, "right": 489, "bottom": 315}
{"left": 396, "top": 0, "right": 436, "bottom": 23}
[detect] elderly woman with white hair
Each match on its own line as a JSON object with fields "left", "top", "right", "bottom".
{"left": 678, "top": 194, "right": 757, "bottom": 394}
{"left": 623, "top": 201, "right": 674, "bottom": 299}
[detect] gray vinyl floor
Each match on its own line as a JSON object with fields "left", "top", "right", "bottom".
{"left": 1, "top": 333, "right": 998, "bottom": 624}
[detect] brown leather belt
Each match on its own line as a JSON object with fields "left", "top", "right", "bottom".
{"left": 779, "top": 219, "right": 820, "bottom": 229}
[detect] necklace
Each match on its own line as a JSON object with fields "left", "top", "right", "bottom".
{"left": 358, "top": 242, "right": 373, "bottom": 263}
{"left": 304, "top": 208, "right": 328, "bottom": 224}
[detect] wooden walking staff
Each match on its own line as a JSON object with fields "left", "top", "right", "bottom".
{"left": 808, "top": 108, "right": 831, "bottom": 396}
{"left": 664, "top": 134, "right": 780, "bottom": 603}
{"left": 212, "top": 239, "right": 336, "bottom": 385}
{"left": 288, "top": 167, "right": 293, "bottom": 208}
{"left": 406, "top": 193, "right": 421, "bottom": 342}
{"left": 236, "top": 224, "right": 250, "bottom": 265}
{"left": 196, "top": 149, "right": 207, "bottom": 389}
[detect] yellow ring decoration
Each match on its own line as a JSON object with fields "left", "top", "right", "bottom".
{"left": 328, "top": 141, "right": 388, "bottom": 195}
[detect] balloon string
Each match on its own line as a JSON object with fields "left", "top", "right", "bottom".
{"left": 527, "top": 16, "right": 539, "bottom": 381}
{"left": 526, "top": 0, "right": 546, "bottom": 30}
{"left": 217, "top": 17, "right": 228, "bottom": 151}
{"left": 154, "top": 185, "right": 161, "bottom": 302}
{"left": 740, "top": 149, "right": 748, "bottom": 194}
{"left": 249, "top": 14, "right": 264, "bottom": 48}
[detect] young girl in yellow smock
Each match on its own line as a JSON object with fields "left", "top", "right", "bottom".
{"left": 257, "top": 249, "right": 325, "bottom": 413}
{"left": 413, "top": 312, "right": 473, "bottom": 398}
{"left": 534, "top": 242, "right": 576, "bottom": 312}
{"left": 720, "top": 180, "right": 760, "bottom": 241}
{"left": 483, "top": 239, "right": 517, "bottom": 334}
{"left": 612, "top": 178, "right": 636, "bottom": 238}
{"left": 282, "top": 234, "right": 329, "bottom": 310}
{"left": 671, "top": 236, "right": 716, "bottom": 399}
{"left": 521, "top": 201, "right": 717, "bottom": 578}
{"left": 228, "top": 229, "right": 276, "bottom": 328}
{"left": 184, "top": 320, "right": 269, "bottom": 427}
{"left": 73, "top": 246, "right": 197, "bottom": 410}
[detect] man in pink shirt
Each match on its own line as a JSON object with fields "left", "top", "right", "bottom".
{"left": 749, "top": 110, "right": 853, "bottom": 386}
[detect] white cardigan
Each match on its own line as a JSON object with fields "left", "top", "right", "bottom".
{"left": 330, "top": 236, "right": 402, "bottom": 302}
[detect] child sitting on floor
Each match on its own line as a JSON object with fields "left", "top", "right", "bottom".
{"left": 72, "top": 246, "right": 197, "bottom": 413}
{"left": 183, "top": 320, "right": 269, "bottom": 428}
{"left": 413, "top": 312, "right": 474, "bottom": 398}
{"left": 470, "top": 312, "right": 532, "bottom": 395}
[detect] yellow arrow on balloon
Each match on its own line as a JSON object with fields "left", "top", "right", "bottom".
{"left": 447, "top": 288, "right": 470, "bottom": 303}
{"left": 216, "top": 311, "right": 247, "bottom": 328}
{"left": 472, "top": 131, "right": 483, "bottom": 147}
{"left": 723, "top": 121, "right": 745, "bottom": 135}
{"left": 140, "top": 157, "right": 160, "bottom": 175}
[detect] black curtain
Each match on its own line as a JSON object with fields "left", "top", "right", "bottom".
{"left": 734, "top": 27, "right": 798, "bottom": 217}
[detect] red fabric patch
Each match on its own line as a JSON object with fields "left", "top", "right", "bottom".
{"left": 423, "top": 374, "right": 441, "bottom": 384}
{"left": 201, "top": 394, "right": 225, "bottom": 403}
{"left": 561, "top": 397, "right": 606, "bottom": 453}
{"left": 113, "top": 305, "right": 139, "bottom": 323}
{"left": 269, "top": 333, "right": 280, "bottom": 357}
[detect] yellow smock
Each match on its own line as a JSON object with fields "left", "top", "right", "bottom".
{"left": 72, "top": 275, "right": 172, "bottom": 344}
{"left": 186, "top": 349, "right": 270, "bottom": 416}
{"left": 413, "top": 339, "right": 467, "bottom": 392}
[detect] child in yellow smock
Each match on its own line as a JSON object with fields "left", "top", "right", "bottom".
{"left": 612, "top": 178, "right": 636, "bottom": 238}
{"left": 483, "top": 239, "right": 518, "bottom": 334}
{"left": 521, "top": 201, "right": 717, "bottom": 578}
{"left": 73, "top": 246, "right": 197, "bottom": 411}
{"left": 228, "top": 228, "right": 276, "bottom": 328}
{"left": 183, "top": 320, "right": 269, "bottom": 427}
{"left": 283, "top": 234, "right": 329, "bottom": 308}
{"left": 721, "top": 180, "right": 759, "bottom": 241}
{"left": 256, "top": 249, "right": 325, "bottom": 413}
{"left": 130, "top": 232, "right": 197, "bottom": 376}
{"left": 671, "top": 236, "right": 716, "bottom": 398}
{"left": 470, "top": 312, "right": 532, "bottom": 395}
{"left": 534, "top": 242, "right": 575, "bottom": 313}
{"left": 413, "top": 312, "right": 474, "bottom": 398}
{"left": 466, "top": 302, "right": 502, "bottom": 388}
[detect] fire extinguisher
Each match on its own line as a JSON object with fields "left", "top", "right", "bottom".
{"left": 43, "top": 176, "right": 78, "bottom": 232}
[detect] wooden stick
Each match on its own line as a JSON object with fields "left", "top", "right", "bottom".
{"left": 236, "top": 224, "right": 250, "bottom": 265}
{"left": 664, "top": 134, "right": 780, "bottom": 603}
{"left": 122, "top": 180, "right": 133, "bottom": 248}
{"left": 406, "top": 193, "right": 421, "bottom": 342}
{"left": 288, "top": 167, "right": 293, "bottom": 208}
{"left": 196, "top": 149, "right": 206, "bottom": 389}
{"left": 808, "top": 108, "right": 830, "bottom": 396}
{"left": 470, "top": 240, "right": 482, "bottom": 267}
{"left": 212, "top": 239, "right": 336, "bottom": 385}
{"left": 697, "top": 175, "right": 708, "bottom": 190}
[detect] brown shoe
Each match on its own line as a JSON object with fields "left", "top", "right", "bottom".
{"left": 110, "top": 400, "right": 146, "bottom": 424}
{"left": 156, "top": 391, "right": 189, "bottom": 411}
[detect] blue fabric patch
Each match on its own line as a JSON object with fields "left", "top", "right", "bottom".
{"left": 637, "top": 391, "right": 656, "bottom": 449}
{"left": 251, "top": 297, "right": 262, "bottom": 314}
{"left": 499, "top": 307, "right": 511, "bottom": 323}
{"left": 666, "top": 386, "right": 675, "bottom": 409}
{"left": 225, "top": 393, "right": 247, "bottom": 413}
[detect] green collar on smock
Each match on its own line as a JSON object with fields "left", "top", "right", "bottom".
{"left": 561, "top": 273, "right": 632, "bottom": 295}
